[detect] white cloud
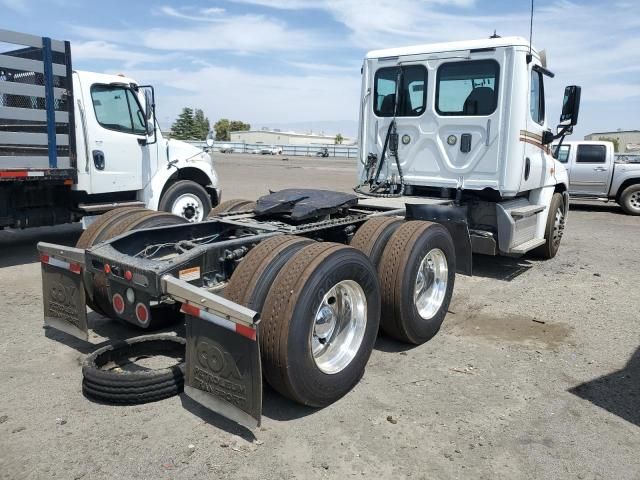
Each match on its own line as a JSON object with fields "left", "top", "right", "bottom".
{"left": 119, "top": 64, "right": 361, "bottom": 126}
{"left": 159, "top": 6, "right": 226, "bottom": 22}
{"left": 71, "top": 41, "right": 169, "bottom": 67}
{"left": 0, "top": 0, "right": 28, "bottom": 13}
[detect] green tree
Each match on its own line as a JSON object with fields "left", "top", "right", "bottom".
{"left": 214, "top": 119, "right": 250, "bottom": 141}
{"left": 598, "top": 136, "right": 620, "bottom": 152}
{"left": 335, "top": 133, "right": 344, "bottom": 145}
{"left": 193, "top": 109, "right": 210, "bottom": 140}
{"left": 171, "top": 107, "right": 195, "bottom": 140}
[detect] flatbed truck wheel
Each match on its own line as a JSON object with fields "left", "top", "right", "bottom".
{"left": 208, "top": 198, "right": 256, "bottom": 217}
{"left": 378, "top": 221, "right": 456, "bottom": 345}
{"left": 534, "top": 193, "right": 565, "bottom": 259}
{"left": 225, "top": 235, "right": 314, "bottom": 312}
{"left": 159, "top": 180, "right": 212, "bottom": 223}
{"left": 259, "top": 243, "right": 380, "bottom": 407}
{"left": 350, "top": 216, "right": 403, "bottom": 268}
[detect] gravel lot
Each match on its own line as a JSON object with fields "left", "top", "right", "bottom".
{"left": 1, "top": 153, "right": 638, "bottom": 480}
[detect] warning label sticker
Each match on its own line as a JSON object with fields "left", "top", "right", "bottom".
{"left": 179, "top": 266, "right": 201, "bottom": 282}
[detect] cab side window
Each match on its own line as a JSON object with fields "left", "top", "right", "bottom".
{"left": 576, "top": 144, "right": 606, "bottom": 163}
{"left": 530, "top": 69, "right": 545, "bottom": 125}
{"left": 91, "top": 85, "right": 146, "bottom": 135}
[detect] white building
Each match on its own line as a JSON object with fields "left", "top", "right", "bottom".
{"left": 584, "top": 130, "right": 640, "bottom": 153}
{"left": 230, "top": 129, "right": 351, "bottom": 145}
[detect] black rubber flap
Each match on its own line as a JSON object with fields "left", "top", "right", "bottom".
{"left": 184, "top": 314, "right": 262, "bottom": 428}
{"left": 254, "top": 189, "right": 358, "bottom": 221}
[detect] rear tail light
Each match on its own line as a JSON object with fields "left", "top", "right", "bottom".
{"left": 112, "top": 293, "right": 125, "bottom": 315}
{"left": 135, "top": 303, "right": 150, "bottom": 326}
{"left": 104, "top": 264, "right": 111, "bottom": 274}
{"left": 124, "top": 270, "right": 133, "bottom": 281}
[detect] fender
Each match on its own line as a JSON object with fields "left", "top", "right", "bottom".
{"left": 140, "top": 139, "right": 218, "bottom": 211}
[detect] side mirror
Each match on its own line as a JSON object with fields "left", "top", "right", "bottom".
{"left": 557, "top": 125, "right": 573, "bottom": 136}
{"left": 144, "top": 89, "right": 154, "bottom": 121}
{"left": 559, "top": 85, "right": 581, "bottom": 126}
{"left": 205, "top": 132, "right": 214, "bottom": 148}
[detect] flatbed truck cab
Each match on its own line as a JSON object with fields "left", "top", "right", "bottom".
{"left": 0, "top": 28, "right": 219, "bottom": 229}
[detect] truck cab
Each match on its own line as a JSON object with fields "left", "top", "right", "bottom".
{"left": 357, "top": 36, "right": 581, "bottom": 258}
{"left": 0, "top": 29, "right": 219, "bottom": 229}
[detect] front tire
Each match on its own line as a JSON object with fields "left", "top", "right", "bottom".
{"left": 534, "top": 192, "right": 565, "bottom": 259}
{"left": 619, "top": 184, "right": 640, "bottom": 215}
{"left": 260, "top": 243, "right": 381, "bottom": 407}
{"left": 159, "top": 180, "right": 212, "bottom": 222}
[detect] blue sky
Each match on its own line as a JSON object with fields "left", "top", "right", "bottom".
{"left": 2, "top": 0, "right": 639, "bottom": 138}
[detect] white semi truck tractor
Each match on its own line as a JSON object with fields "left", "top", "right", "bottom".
{"left": 0, "top": 28, "right": 220, "bottom": 230}
{"left": 37, "top": 36, "right": 580, "bottom": 428}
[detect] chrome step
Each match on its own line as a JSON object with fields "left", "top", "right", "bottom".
{"left": 510, "top": 238, "right": 545, "bottom": 254}
{"left": 509, "top": 204, "right": 545, "bottom": 219}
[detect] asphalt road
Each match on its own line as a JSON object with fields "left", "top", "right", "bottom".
{"left": 1, "top": 153, "right": 638, "bottom": 480}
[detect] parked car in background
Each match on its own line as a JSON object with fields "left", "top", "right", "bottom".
{"left": 249, "top": 147, "right": 261, "bottom": 154}
{"left": 260, "top": 145, "right": 282, "bottom": 155}
{"left": 555, "top": 140, "right": 640, "bottom": 215}
{"left": 219, "top": 144, "right": 235, "bottom": 153}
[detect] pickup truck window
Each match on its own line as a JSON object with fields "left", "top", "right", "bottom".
{"left": 374, "top": 65, "right": 427, "bottom": 117}
{"left": 530, "top": 69, "right": 545, "bottom": 125}
{"left": 576, "top": 144, "right": 606, "bottom": 163}
{"left": 556, "top": 145, "right": 570, "bottom": 163}
{"left": 436, "top": 60, "right": 499, "bottom": 116}
{"left": 91, "top": 85, "right": 146, "bottom": 136}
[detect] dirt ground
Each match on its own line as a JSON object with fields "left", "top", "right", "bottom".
{"left": 1, "top": 154, "right": 639, "bottom": 480}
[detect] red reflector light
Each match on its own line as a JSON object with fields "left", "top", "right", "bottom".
{"left": 124, "top": 270, "right": 133, "bottom": 281}
{"left": 40, "top": 254, "right": 50, "bottom": 264}
{"left": 104, "top": 264, "right": 111, "bottom": 274}
{"left": 135, "top": 303, "right": 149, "bottom": 326}
{"left": 236, "top": 323, "right": 257, "bottom": 341}
{"left": 112, "top": 294, "right": 125, "bottom": 314}
{"left": 69, "top": 263, "right": 81, "bottom": 274}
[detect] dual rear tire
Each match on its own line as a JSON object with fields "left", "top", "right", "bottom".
{"left": 224, "top": 218, "right": 455, "bottom": 407}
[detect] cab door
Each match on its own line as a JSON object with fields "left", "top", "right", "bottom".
{"left": 570, "top": 143, "right": 611, "bottom": 197}
{"left": 86, "top": 84, "right": 147, "bottom": 193}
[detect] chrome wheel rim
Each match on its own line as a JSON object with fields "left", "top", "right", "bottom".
{"left": 311, "top": 280, "right": 367, "bottom": 375}
{"left": 413, "top": 248, "right": 448, "bottom": 320}
{"left": 552, "top": 206, "right": 565, "bottom": 248}
{"left": 630, "top": 191, "right": 640, "bottom": 211}
{"left": 171, "top": 194, "right": 203, "bottom": 222}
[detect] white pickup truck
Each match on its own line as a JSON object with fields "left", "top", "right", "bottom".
{"left": 0, "top": 28, "right": 220, "bottom": 229}
{"left": 555, "top": 140, "right": 640, "bottom": 215}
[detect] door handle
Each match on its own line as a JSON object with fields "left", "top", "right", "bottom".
{"left": 92, "top": 150, "right": 105, "bottom": 170}
{"left": 460, "top": 133, "right": 472, "bottom": 153}
{"left": 593, "top": 167, "right": 607, "bottom": 172}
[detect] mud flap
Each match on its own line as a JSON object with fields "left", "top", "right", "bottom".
{"left": 37, "top": 242, "right": 88, "bottom": 341}
{"left": 161, "top": 275, "right": 261, "bottom": 429}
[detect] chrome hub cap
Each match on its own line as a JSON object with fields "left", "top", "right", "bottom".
{"left": 630, "top": 191, "right": 640, "bottom": 210}
{"left": 414, "top": 248, "right": 448, "bottom": 320}
{"left": 311, "top": 280, "right": 367, "bottom": 375}
{"left": 172, "top": 194, "right": 203, "bottom": 222}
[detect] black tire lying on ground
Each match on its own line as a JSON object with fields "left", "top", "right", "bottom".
{"left": 260, "top": 243, "right": 381, "bottom": 407}
{"left": 82, "top": 334, "right": 185, "bottom": 405}
{"left": 208, "top": 198, "right": 257, "bottom": 217}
